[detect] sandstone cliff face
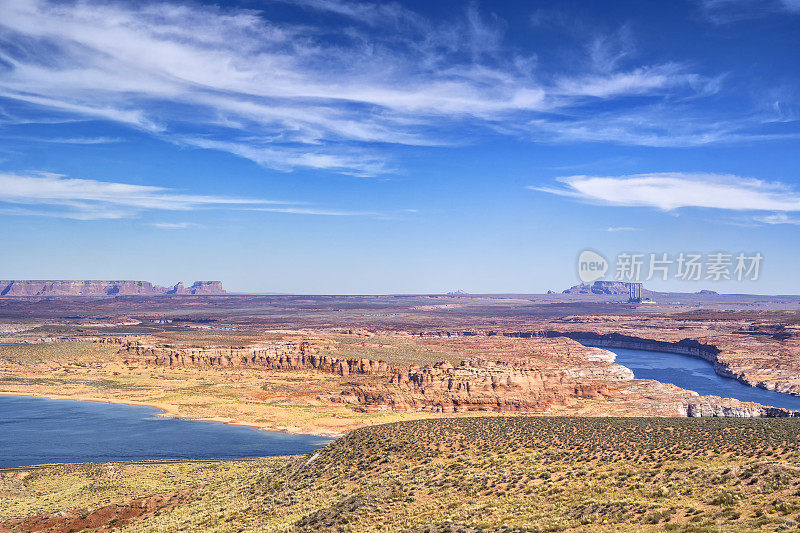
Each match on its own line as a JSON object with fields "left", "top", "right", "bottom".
{"left": 414, "top": 326, "right": 800, "bottom": 402}
{"left": 0, "top": 280, "right": 158, "bottom": 296}
{"left": 110, "top": 333, "right": 800, "bottom": 419}
{"left": 116, "top": 337, "right": 630, "bottom": 413}
{"left": 118, "top": 339, "right": 389, "bottom": 376}
{"left": 0, "top": 280, "right": 226, "bottom": 297}
{"left": 338, "top": 358, "right": 619, "bottom": 413}
{"left": 167, "top": 281, "right": 226, "bottom": 295}
{"left": 681, "top": 400, "right": 800, "bottom": 418}
{"left": 331, "top": 339, "right": 637, "bottom": 414}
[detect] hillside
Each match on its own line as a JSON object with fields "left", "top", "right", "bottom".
{"left": 4, "top": 417, "right": 800, "bottom": 531}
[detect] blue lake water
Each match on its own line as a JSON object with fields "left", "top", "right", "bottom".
{"left": 0, "top": 395, "right": 331, "bottom": 468}
{"left": 608, "top": 347, "right": 800, "bottom": 412}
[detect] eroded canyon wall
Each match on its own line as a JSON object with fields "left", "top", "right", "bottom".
{"left": 110, "top": 336, "right": 800, "bottom": 418}
{"left": 116, "top": 339, "right": 390, "bottom": 376}
{"left": 115, "top": 338, "right": 639, "bottom": 415}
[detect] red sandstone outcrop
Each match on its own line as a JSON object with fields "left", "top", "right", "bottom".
{"left": 115, "top": 338, "right": 631, "bottom": 413}
{"left": 337, "top": 358, "right": 620, "bottom": 413}
{"left": 410, "top": 317, "right": 800, "bottom": 401}
{"left": 330, "top": 339, "right": 637, "bottom": 413}
{"left": 167, "top": 281, "right": 226, "bottom": 295}
{"left": 118, "top": 340, "right": 390, "bottom": 376}
{"left": 0, "top": 280, "right": 225, "bottom": 297}
{"left": 110, "top": 333, "right": 800, "bottom": 419}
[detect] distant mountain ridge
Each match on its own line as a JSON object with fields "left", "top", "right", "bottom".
{"left": 0, "top": 280, "right": 225, "bottom": 297}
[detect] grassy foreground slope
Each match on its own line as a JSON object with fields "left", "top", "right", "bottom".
{"left": 5, "top": 417, "right": 800, "bottom": 532}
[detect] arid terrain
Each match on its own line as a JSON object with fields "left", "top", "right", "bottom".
{"left": 3, "top": 292, "right": 800, "bottom": 530}
{"left": 2, "top": 0, "right": 795, "bottom": 529}
{"left": 2, "top": 293, "right": 800, "bottom": 433}
{"left": 5, "top": 417, "right": 800, "bottom": 532}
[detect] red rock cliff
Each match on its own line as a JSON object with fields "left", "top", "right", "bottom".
{"left": 118, "top": 339, "right": 389, "bottom": 376}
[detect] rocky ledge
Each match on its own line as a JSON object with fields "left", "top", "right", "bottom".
{"left": 111, "top": 335, "right": 798, "bottom": 419}
{"left": 336, "top": 355, "right": 627, "bottom": 413}
{"left": 116, "top": 338, "right": 390, "bottom": 376}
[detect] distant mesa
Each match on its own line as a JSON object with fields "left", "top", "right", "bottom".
{"left": 166, "top": 281, "right": 225, "bottom": 295}
{"left": 562, "top": 280, "right": 652, "bottom": 296}
{"left": 0, "top": 280, "right": 225, "bottom": 297}
{"left": 562, "top": 282, "right": 724, "bottom": 299}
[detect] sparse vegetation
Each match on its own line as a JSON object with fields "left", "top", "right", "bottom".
{"left": 4, "top": 417, "right": 800, "bottom": 531}
{"left": 2, "top": 298, "right": 800, "bottom": 530}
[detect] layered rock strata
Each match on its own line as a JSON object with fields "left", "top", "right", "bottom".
{"left": 113, "top": 336, "right": 800, "bottom": 418}
{"left": 414, "top": 324, "right": 800, "bottom": 399}
{"left": 118, "top": 339, "right": 389, "bottom": 376}
{"left": 337, "top": 358, "right": 624, "bottom": 413}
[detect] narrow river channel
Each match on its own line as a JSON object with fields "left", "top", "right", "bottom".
{"left": 608, "top": 347, "right": 800, "bottom": 411}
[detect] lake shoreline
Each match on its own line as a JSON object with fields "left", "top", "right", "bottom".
{"left": 0, "top": 394, "right": 333, "bottom": 468}
{"left": 0, "top": 391, "right": 344, "bottom": 438}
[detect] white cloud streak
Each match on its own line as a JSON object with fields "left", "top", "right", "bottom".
{"left": 1, "top": 135, "right": 122, "bottom": 144}
{"left": 0, "top": 0, "right": 758, "bottom": 176}
{"left": 251, "top": 206, "right": 381, "bottom": 216}
{"left": 533, "top": 172, "right": 800, "bottom": 212}
{"left": 0, "top": 171, "right": 373, "bottom": 220}
{"left": 176, "top": 137, "right": 391, "bottom": 177}
{"left": 150, "top": 221, "right": 204, "bottom": 229}
{"left": 754, "top": 213, "right": 800, "bottom": 225}
{"left": 606, "top": 226, "right": 640, "bottom": 232}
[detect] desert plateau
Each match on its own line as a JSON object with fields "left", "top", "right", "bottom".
{"left": 3, "top": 288, "right": 800, "bottom": 531}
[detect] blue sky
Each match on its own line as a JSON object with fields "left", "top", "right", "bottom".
{"left": 0, "top": 0, "right": 799, "bottom": 294}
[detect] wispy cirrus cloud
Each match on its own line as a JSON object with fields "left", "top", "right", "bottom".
{"left": 554, "top": 64, "right": 714, "bottom": 99}
{"left": 520, "top": 100, "right": 800, "bottom": 148}
{"left": 0, "top": 171, "right": 279, "bottom": 220}
{"left": 587, "top": 24, "right": 635, "bottom": 73}
{"left": 532, "top": 172, "right": 800, "bottom": 212}
{"left": 251, "top": 206, "right": 381, "bottom": 216}
{"left": 1, "top": 135, "right": 122, "bottom": 144}
{"left": 699, "top": 0, "right": 800, "bottom": 22}
{"left": 150, "top": 222, "right": 204, "bottom": 229}
{"left": 605, "top": 226, "right": 640, "bottom": 232}
{"left": 278, "top": 0, "right": 425, "bottom": 27}
{"left": 0, "top": 0, "right": 769, "bottom": 177}
{"left": 754, "top": 213, "right": 800, "bottom": 225}
{"left": 175, "top": 137, "right": 392, "bottom": 178}
{"left": 0, "top": 171, "right": 382, "bottom": 220}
